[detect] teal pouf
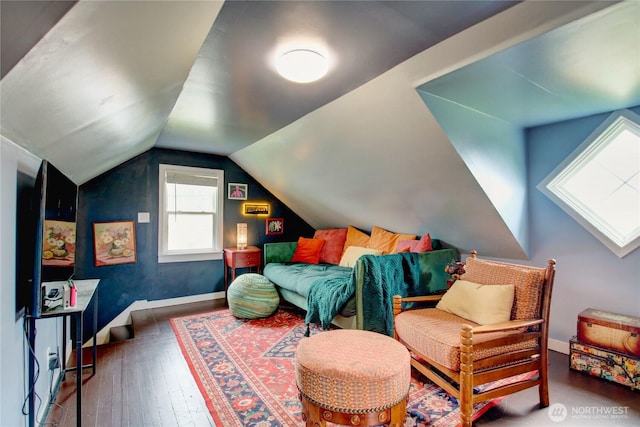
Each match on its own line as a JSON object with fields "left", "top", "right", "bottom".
{"left": 228, "top": 273, "right": 280, "bottom": 319}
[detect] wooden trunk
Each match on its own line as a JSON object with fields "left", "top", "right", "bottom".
{"left": 577, "top": 308, "right": 640, "bottom": 358}
{"left": 570, "top": 337, "right": 640, "bottom": 391}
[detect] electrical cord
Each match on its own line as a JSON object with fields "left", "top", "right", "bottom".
{"left": 21, "top": 317, "right": 41, "bottom": 416}
{"left": 21, "top": 316, "right": 66, "bottom": 427}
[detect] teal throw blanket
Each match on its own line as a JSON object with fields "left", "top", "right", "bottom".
{"left": 305, "top": 252, "right": 422, "bottom": 336}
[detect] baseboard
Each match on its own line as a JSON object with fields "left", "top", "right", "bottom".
{"left": 87, "top": 291, "right": 225, "bottom": 346}
{"left": 549, "top": 338, "right": 569, "bottom": 355}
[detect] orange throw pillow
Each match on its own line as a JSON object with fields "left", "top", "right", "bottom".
{"left": 291, "top": 237, "right": 325, "bottom": 264}
{"left": 367, "top": 226, "right": 416, "bottom": 254}
{"left": 343, "top": 225, "right": 370, "bottom": 253}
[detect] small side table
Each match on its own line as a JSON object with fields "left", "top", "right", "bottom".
{"left": 223, "top": 246, "right": 262, "bottom": 304}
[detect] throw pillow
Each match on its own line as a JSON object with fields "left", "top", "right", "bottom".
{"left": 396, "top": 239, "right": 419, "bottom": 253}
{"left": 291, "top": 237, "right": 325, "bottom": 264}
{"left": 367, "top": 225, "right": 416, "bottom": 254}
{"left": 435, "top": 279, "right": 515, "bottom": 325}
{"left": 343, "top": 225, "right": 370, "bottom": 253}
{"left": 339, "top": 246, "right": 382, "bottom": 268}
{"left": 313, "top": 228, "right": 348, "bottom": 265}
{"left": 413, "top": 233, "right": 433, "bottom": 252}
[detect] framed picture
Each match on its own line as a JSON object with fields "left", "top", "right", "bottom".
{"left": 228, "top": 183, "right": 248, "bottom": 200}
{"left": 93, "top": 220, "right": 137, "bottom": 267}
{"left": 42, "top": 220, "right": 76, "bottom": 267}
{"left": 266, "top": 218, "right": 284, "bottom": 235}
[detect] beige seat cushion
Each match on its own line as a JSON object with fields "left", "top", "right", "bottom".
{"left": 394, "top": 308, "right": 537, "bottom": 372}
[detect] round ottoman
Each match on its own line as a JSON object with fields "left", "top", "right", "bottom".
{"left": 295, "top": 329, "right": 410, "bottom": 427}
{"left": 227, "top": 273, "right": 279, "bottom": 319}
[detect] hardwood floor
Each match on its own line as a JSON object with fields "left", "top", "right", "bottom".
{"left": 46, "top": 301, "right": 639, "bottom": 426}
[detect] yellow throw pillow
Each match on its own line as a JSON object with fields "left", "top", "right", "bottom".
{"left": 366, "top": 225, "right": 416, "bottom": 254}
{"left": 339, "top": 246, "right": 383, "bottom": 268}
{"left": 436, "top": 280, "right": 515, "bottom": 325}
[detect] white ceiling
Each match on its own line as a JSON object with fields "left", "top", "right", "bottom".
{"left": 1, "top": 0, "right": 638, "bottom": 259}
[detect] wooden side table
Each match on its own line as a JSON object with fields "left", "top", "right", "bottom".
{"left": 223, "top": 246, "right": 262, "bottom": 303}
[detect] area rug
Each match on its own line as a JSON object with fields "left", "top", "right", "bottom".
{"left": 171, "top": 309, "right": 533, "bottom": 426}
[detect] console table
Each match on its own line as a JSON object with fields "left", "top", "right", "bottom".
{"left": 28, "top": 279, "right": 99, "bottom": 427}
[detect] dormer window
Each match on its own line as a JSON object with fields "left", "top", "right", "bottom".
{"left": 538, "top": 110, "right": 640, "bottom": 258}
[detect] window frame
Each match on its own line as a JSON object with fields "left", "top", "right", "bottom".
{"left": 158, "top": 164, "right": 224, "bottom": 263}
{"left": 538, "top": 109, "right": 640, "bottom": 258}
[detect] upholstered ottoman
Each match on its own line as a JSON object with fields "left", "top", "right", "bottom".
{"left": 295, "top": 329, "right": 410, "bottom": 427}
{"left": 227, "top": 273, "right": 279, "bottom": 319}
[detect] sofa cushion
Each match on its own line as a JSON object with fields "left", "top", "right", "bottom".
{"left": 291, "top": 237, "right": 325, "bottom": 264}
{"left": 343, "top": 225, "right": 370, "bottom": 252}
{"left": 367, "top": 225, "right": 416, "bottom": 254}
{"left": 394, "top": 308, "right": 537, "bottom": 371}
{"left": 339, "top": 246, "right": 382, "bottom": 268}
{"left": 435, "top": 280, "right": 515, "bottom": 325}
{"left": 462, "top": 257, "right": 546, "bottom": 321}
{"left": 263, "top": 263, "right": 352, "bottom": 298}
{"left": 313, "top": 228, "right": 348, "bottom": 265}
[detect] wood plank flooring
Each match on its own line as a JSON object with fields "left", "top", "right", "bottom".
{"left": 46, "top": 301, "right": 640, "bottom": 426}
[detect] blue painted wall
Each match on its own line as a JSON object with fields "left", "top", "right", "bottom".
{"left": 527, "top": 106, "right": 640, "bottom": 346}
{"left": 75, "top": 148, "right": 314, "bottom": 334}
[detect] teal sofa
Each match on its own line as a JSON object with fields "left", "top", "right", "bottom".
{"left": 263, "top": 241, "right": 458, "bottom": 330}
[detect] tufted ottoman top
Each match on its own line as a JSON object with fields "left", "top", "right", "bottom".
{"left": 295, "top": 329, "right": 410, "bottom": 413}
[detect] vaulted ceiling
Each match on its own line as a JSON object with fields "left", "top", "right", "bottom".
{"left": 2, "top": 0, "right": 639, "bottom": 259}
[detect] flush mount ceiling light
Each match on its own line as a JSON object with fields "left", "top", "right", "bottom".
{"left": 276, "top": 49, "right": 328, "bottom": 83}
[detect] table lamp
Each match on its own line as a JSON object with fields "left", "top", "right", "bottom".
{"left": 237, "top": 223, "right": 248, "bottom": 250}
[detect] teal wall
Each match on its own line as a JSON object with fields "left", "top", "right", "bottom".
{"left": 75, "top": 148, "right": 314, "bottom": 335}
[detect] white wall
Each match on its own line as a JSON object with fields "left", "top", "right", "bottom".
{"left": 1, "top": 137, "right": 62, "bottom": 427}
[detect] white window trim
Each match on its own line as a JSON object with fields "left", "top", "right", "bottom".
{"left": 537, "top": 109, "right": 640, "bottom": 258}
{"left": 158, "top": 164, "right": 224, "bottom": 263}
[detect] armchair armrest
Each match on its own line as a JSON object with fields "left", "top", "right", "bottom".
{"left": 470, "top": 318, "right": 544, "bottom": 334}
{"left": 392, "top": 294, "right": 444, "bottom": 316}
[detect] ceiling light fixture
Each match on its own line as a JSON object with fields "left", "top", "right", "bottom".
{"left": 276, "top": 49, "right": 328, "bottom": 83}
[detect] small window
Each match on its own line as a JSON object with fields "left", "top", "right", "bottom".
{"left": 538, "top": 110, "right": 640, "bottom": 257}
{"left": 158, "top": 164, "right": 224, "bottom": 263}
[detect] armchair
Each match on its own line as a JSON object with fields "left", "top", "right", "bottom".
{"left": 393, "top": 251, "right": 556, "bottom": 427}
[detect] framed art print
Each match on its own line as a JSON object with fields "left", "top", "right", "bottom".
{"left": 93, "top": 220, "right": 137, "bottom": 266}
{"left": 228, "top": 183, "right": 248, "bottom": 200}
{"left": 266, "top": 218, "right": 284, "bottom": 235}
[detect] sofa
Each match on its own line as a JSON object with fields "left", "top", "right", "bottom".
{"left": 263, "top": 229, "right": 458, "bottom": 335}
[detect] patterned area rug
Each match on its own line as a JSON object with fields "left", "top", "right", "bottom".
{"left": 171, "top": 309, "right": 530, "bottom": 426}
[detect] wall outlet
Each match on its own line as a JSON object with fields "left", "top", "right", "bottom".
{"left": 47, "top": 348, "right": 59, "bottom": 371}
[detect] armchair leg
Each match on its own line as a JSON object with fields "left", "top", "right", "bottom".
{"left": 539, "top": 375, "right": 550, "bottom": 408}
{"left": 460, "top": 326, "right": 474, "bottom": 427}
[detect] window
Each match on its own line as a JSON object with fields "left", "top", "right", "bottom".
{"left": 538, "top": 110, "right": 640, "bottom": 258}
{"left": 158, "top": 164, "right": 224, "bottom": 263}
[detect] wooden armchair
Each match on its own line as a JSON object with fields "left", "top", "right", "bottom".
{"left": 393, "top": 251, "right": 556, "bottom": 427}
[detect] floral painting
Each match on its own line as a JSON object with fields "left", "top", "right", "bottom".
{"left": 42, "top": 220, "right": 76, "bottom": 267}
{"left": 93, "top": 221, "right": 136, "bottom": 266}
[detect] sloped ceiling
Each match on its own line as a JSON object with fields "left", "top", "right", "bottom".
{"left": 2, "top": 0, "right": 638, "bottom": 259}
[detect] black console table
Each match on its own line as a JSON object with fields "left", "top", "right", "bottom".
{"left": 28, "top": 279, "right": 99, "bottom": 427}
